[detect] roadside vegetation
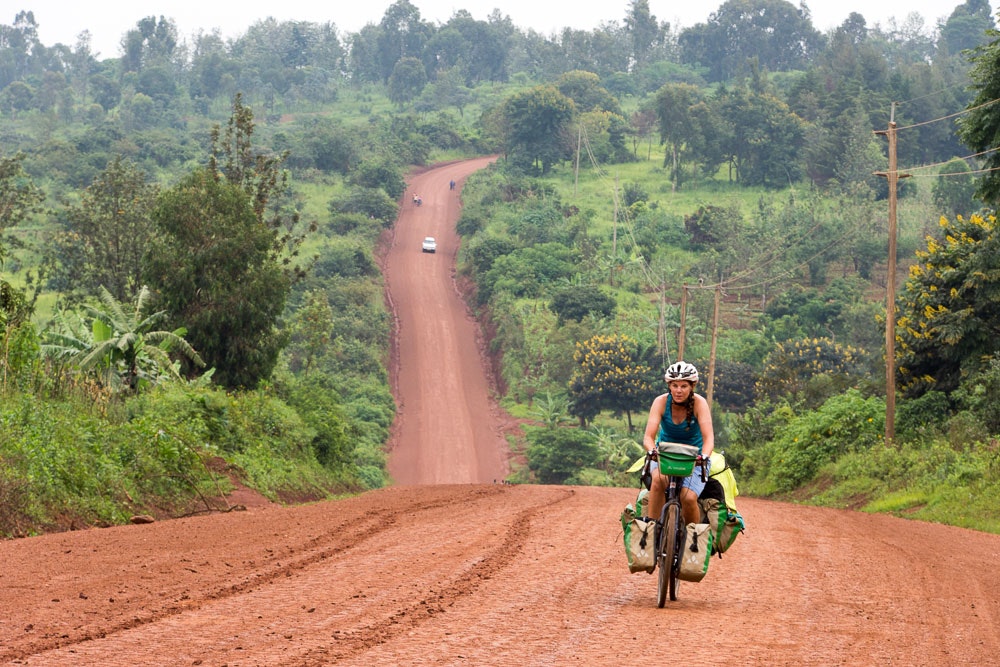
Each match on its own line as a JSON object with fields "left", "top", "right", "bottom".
{"left": 2, "top": 0, "right": 1000, "bottom": 537}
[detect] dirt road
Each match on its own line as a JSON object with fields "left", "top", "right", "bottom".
{"left": 2, "top": 159, "right": 999, "bottom": 666}
{"left": 383, "top": 157, "right": 509, "bottom": 485}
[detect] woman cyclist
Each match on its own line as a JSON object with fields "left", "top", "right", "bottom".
{"left": 642, "top": 361, "right": 715, "bottom": 525}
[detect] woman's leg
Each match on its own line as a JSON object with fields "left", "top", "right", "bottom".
{"left": 679, "top": 487, "right": 701, "bottom": 524}
{"left": 648, "top": 468, "right": 666, "bottom": 520}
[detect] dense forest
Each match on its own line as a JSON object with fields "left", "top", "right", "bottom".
{"left": 2, "top": 0, "right": 1000, "bottom": 536}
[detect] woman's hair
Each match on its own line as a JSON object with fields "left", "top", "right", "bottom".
{"left": 668, "top": 391, "right": 696, "bottom": 429}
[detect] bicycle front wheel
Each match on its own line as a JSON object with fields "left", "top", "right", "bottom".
{"left": 666, "top": 503, "right": 681, "bottom": 602}
{"left": 656, "top": 502, "right": 680, "bottom": 607}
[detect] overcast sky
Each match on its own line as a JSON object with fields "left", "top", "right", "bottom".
{"left": 13, "top": 0, "right": 1000, "bottom": 60}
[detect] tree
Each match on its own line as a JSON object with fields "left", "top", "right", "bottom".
{"left": 331, "top": 187, "right": 399, "bottom": 227}
{"left": 145, "top": 169, "right": 290, "bottom": 389}
{"left": 716, "top": 84, "right": 806, "bottom": 187}
{"left": 0, "top": 81, "right": 33, "bottom": 118}
{"left": 555, "top": 70, "right": 620, "bottom": 114}
{"left": 375, "top": 0, "right": 432, "bottom": 82}
{"left": 679, "top": 0, "right": 822, "bottom": 82}
{"left": 550, "top": 286, "right": 616, "bottom": 324}
{"left": 0, "top": 152, "right": 43, "bottom": 321}
{"left": 756, "top": 337, "right": 864, "bottom": 407}
{"left": 415, "top": 67, "right": 473, "bottom": 116}
{"left": 88, "top": 73, "right": 120, "bottom": 110}
{"left": 387, "top": 56, "right": 427, "bottom": 106}
{"left": 568, "top": 333, "right": 654, "bottom": 430}
{"left": 958, "top": 27, "right": 1000, "bottom": 205}
{"left": 0, "top": 153, "right": 41, "bottom": 391}
{"left": 284, "top": 290, "right": 334, "bottom": 375}
{"left": 939, "top": 0, "right": 995, "bottom": 56}
{"left": 0, "top": 152, "right": 43, "bottom": 235}
{"left": 439, "top": 13, "right": 508, "bottom": 83}
{"left": 525, "top": 425, "right": 601, "bottom": 484}
{"left": 933, "top": 158, "right": 978, "bottom": 218}
{"left": 654, "top": 82, "right": 703, "bottom": 189}
{"left": 54, "top": 156, "right": 158, "bottom": 303}
{"left": 120, "top": 15, "right": 178, "bottom": 73}
{"left": 209, "top": 94, "right": 314, "bottom": 283}
{"left": 624, "top": 0, "right": 663, "bottom": 68}
{"left": 349, "top": 158, "right": 406, "bottom": 199}
{"left": 895, "top": 213, "right": 1000, "bottom": 399}
{"left": 500, "top": 85, "right": 576, "bottom": 174}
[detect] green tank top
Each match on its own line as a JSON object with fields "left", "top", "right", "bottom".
{"left": 657, "top": 395, "right": 703, "bottom": 452}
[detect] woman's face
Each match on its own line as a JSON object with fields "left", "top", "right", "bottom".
{"left": 668, "top": 380, "right": 694, "bottom": 401}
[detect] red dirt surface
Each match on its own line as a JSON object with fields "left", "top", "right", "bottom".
{"left": 2, "top": 160, "right": 999, "bottom": 666}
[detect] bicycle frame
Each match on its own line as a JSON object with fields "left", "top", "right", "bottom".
{"left": 646, "top": 452, "right": 706, "bottom": 607}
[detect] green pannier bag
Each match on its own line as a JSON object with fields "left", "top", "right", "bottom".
{"left": 620, "top": 503, "right": 656, "bottom": 574}
{"left": 635, "top": 488, "right": 650, "bottom": 519}
{"left": 657, "top": 442, "right": 699, "bottom": 477}
{"left": 700, "top": 496, "right": 745, "bottom": 555}
{"left": 677, "top": 522, "right": 713, "bottom": 582}
{"left": 708, "top": 450, "right": 740, "bottom": 513}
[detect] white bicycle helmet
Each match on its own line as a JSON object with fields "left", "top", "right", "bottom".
{"left": 665, "top": 361, "right": 699, "bottom": 383}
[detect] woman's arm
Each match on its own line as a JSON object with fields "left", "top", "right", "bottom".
{"left": 694, "top": 394, "right": 715, "bottom": 457}
{"left": 643, "top": 394, "right": 667, "bottom": 453}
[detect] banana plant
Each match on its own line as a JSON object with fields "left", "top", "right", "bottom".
{"left": 45, "top": 285, "right": 204, "bottom": 393}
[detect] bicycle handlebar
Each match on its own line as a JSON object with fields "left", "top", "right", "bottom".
{"left": 645, "top": 448, "right": 709, "bottom": 481}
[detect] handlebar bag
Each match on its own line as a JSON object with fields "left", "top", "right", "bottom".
{"left": 657, "top": 442, "right": 699, "bottom": 477}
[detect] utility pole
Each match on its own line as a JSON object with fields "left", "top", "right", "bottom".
{"left": 707, "top": 283, "right": 722, "bottom": 407}
{"left": 574, "top": 124, "right": 582, "bottom": 197}
{"left": 612, "top": 175, "right": 619, "bottom": 257}
{"left": 678, "top": 284, "right": 688, "bottom": 361}
{"left": 874, "top": 105, "right": 910, "bottom": 445}
{"left": 658, "top": 281, "right": 668, "bottom": 368}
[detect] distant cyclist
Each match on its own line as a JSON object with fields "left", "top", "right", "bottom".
{"left": 642, "top": 361, "right": 715, "bottom": 525}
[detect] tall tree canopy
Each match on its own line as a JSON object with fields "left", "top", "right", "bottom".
{"left": 145, "top": 169, "right": 290, "bottom": 390}
{"left": 54, "top": 156, "right": 159, "bottom": 304}
{"left": 679, "top": 0, "right": 823, "bottom": 82}
{"left": 959, "top": 25, "right": 1000, "bottom": 205}
{"left": 500, "top": 85, "right": 576, "bottom": 174}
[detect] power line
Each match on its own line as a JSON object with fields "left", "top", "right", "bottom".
{"left": 906, "top": 164, "right": 1000, "bottom": 178}
{"left": 895, "top": 96, "right": 1000, "bottom": 131}
{"left": 902, "top": 147, "right": 1000, "bottom": 172}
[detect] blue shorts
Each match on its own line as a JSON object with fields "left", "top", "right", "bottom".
{"left": 681, "top": 459, "right": 711, "bottom": 497}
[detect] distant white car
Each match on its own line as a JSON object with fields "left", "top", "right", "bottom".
{"left": 422, "top": 236, "right": 437, "bottom": 253}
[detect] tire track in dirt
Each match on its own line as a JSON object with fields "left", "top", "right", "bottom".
{"left": 0, "top": 486, "right": 514, "bottom": 662}
{"left": 293, "top": 487, "right": 576, "bottom": 665}
{"left": 6, "top": 486, "right": 574, "bottom": 665}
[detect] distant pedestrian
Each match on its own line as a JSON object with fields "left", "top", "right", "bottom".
{"left": 449, "top": 180, "right": 456, "bottom": 190}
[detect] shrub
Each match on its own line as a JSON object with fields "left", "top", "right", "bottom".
{"left": 749, "top": 389, "right": 884, "bottom": 492}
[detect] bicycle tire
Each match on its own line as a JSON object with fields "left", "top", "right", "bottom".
{"left": 656, "top": 520, "right": 668, "bottom": 608}
{"left": 656, "top": 501, "right": 680, "bottom": 607}
{"left": 666, "top": 503, "right": 681, "bottom": 602}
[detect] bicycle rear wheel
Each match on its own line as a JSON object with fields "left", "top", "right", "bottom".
{"left": 656, "top": 502, "right": 680, "bottom": 607}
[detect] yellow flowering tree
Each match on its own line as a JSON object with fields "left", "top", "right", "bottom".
{"left": 568, "top": 333, "right": 654, "bottom": 431}
{"left": 756, "top": 337, "right": 863, "bottom": 405}
{"left": 895, "top": 213, "right": 1000, "bottom": 398}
